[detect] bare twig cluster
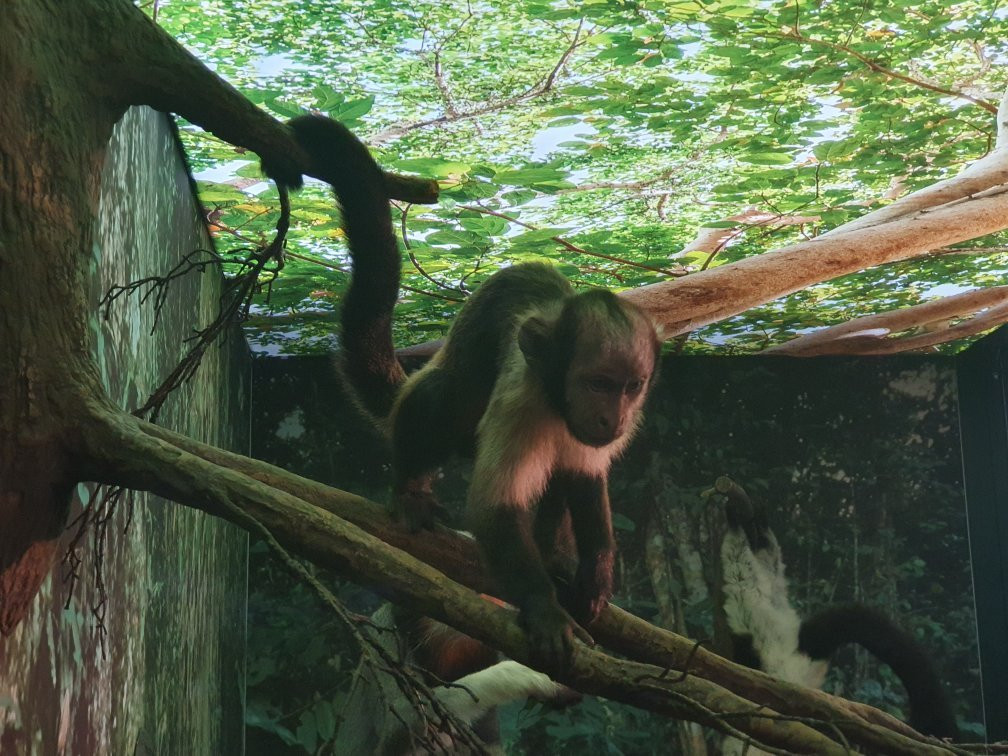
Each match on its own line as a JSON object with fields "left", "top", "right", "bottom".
{"left": 216, "top": 496, "right": 489, "bottom": 754}
{"left": 102, "top": 187, "right": 292, "bottom": 420}
{"left": 61, "top": 484, "right": 126, "bottom": 659}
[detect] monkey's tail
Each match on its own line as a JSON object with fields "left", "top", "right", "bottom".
{"left": 285, "top": 116, "right": 406, "bottom": 420}
{"left": 798, "top": 603, "right": 958, "bottom": 739}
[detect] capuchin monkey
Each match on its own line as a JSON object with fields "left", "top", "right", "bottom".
{"left": 264, "top": 115, "right": 660, "bottom": 661}
{"left": 719, "top": 491, "right": 958, "bottom": 746}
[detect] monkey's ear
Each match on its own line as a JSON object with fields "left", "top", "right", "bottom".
{"left": 518, "top": 315, "right": 553, "bottom": 367}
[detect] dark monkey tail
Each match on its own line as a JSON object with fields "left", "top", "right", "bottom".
{"left": 266, "top": 116, "right": 406, "bottom": 420}
{"left": 798, "top": 604, "right": 958, "bottom": 739}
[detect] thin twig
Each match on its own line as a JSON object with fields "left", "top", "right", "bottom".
{"left": 779, "top": 31, "right": 998, "bottom": 114}
{"left": 216, "top": 496, "right": 488, "bottom": 753}
{"left": 459, "top": 203, "right": 687, "bottom": 277}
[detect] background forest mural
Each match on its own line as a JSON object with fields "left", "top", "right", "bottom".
{"left": 249, "top": 354, "right": 981, "bottom": 753}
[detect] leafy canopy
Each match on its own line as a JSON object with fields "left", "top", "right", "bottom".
{"left": 157, "top": 0, "right": 1008, "bottom": 354}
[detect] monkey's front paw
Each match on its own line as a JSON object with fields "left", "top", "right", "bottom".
{"left": 394, "top": 489, "right": 449, "bottom": 532}
{"left": 521, "top": 596, "right": 592, "bottom": 667}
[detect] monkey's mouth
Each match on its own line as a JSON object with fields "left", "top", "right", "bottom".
{"left": 576, "top": 430, "right": 621, "bottom": 448}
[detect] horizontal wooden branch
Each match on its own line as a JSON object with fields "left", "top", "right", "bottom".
{"left": 87, "top": 416, "right": 957, "bottom": 755}
{"left": 75, "top": 409, "right": 863, "bottom": 754}
{"left": 766, "top": 286, "right": 1008, "bottom": 356}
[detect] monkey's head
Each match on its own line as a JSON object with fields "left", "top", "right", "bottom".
{"left": 519, "top": 290, "right": 660, "bottom": 447}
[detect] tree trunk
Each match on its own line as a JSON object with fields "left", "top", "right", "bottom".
{"left": 0, "top": 0, "right": 437, "bottom": 636}
{"left": 0, "top": 1, "right": 129, "bottom": 632}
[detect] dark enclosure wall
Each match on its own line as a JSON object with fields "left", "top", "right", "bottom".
{"left": 0, "top": 107, "right": 250, "bottom": 755}
{"left": 250, "top": 353, "right": 984, "bottom": 753}
{"left": 958, "top": 327, "right": 1008, "bottom": 740}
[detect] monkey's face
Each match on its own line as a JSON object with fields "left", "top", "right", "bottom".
{"left": 562, "top": 339, "right": 655, "bottom": 448}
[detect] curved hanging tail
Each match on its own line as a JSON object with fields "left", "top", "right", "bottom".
{"left": 798, "top": 604, "right": 958, "bottom": 739}
{"left": 285, "top": 116, "right": 406, "bottom": 420}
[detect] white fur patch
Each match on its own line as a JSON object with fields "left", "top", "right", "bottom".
{"left": 720, "top": 529, "right": 829, "bottom": 756}
{"left": 436, "top": 660, "right": 567, "bottom": 724}
{"left": 468, "top": 344, "right": 633, "bottom": 511}
{"left": 721, "top": 529, "right": 827, "bottom": 690}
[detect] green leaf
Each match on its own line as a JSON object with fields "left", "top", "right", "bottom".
{"left": 508, "top": 228, "right": 567, "bottom": 246}
{"left": 740, "top": 152, "right": 793, "bottom": 166}
{"left": 501, "top": 189, "right": 537, "bottom": 206}
{"left": 393, "top": 158, "right": 472, "bottom": 178}
{"left": 459, "top": 216, "right": 509, "bottom": 236}
{"left": 314, "top": 701, "right": 336, "bottom": 741}
{"left": 329, "top": 95, "right": 375, "bottom": 124}
{"left": 264, "top": 99, "right": 306, "bottom": 118}
{"left": 425, "top": 229, "right": 481, "bottom": 246}
{"left": 493, "top": 167, "right": 568, "bottom": 186}
{"left": 296, "top": 711, "right": 318, "bottom": 752}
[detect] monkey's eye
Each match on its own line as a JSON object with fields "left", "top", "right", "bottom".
{"left": 587, "top": 377, "right": 615, "bottom": 393}
{"left": 625, "top": 379, "right": 645, "bottom": 395}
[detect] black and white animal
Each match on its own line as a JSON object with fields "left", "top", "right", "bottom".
{"left": 266, "top": 116, "right": 661, "bottom": 660}
{"left": 719, "top": 491, "right": 958, "bottom": 743}
{"left": 333, "top": 604, "right": 578, "bottom": 755}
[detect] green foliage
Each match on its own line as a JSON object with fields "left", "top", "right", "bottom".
{"left": 244, "top": 540, "right": 372, "bottom": 756}
{"left": 155, "top": 0, "right": 1008, "bottom": 354}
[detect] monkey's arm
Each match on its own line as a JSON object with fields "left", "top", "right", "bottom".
{"left": 465, "top": 368, "right": 599, "bottom": 661}
{"left": 565, "top": 474, "right": 616, "bottom": 625}
{"left": 471, "top": 501, "right": 588, "bottom": 662}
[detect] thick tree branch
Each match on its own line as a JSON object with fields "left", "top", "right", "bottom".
{"left": 99, "top": 417, "right": 958, "bottom": 755}
{"left": 92, "top": 0, "right": 437, "bottom": 205}
{"left": 765, "top": 287, "right": 1008, "bottom": 356}
{"left": 824, "top": 87, "right": 1008, "bottom": 236}
{"left": 615, "top": 88, "right": 1008, "bottom": 337}
{"left": 74, "top": 408, "right": 869, "bottom": 754}
{"left": 625, "top": 185, "right": 1008, "bottom": 337}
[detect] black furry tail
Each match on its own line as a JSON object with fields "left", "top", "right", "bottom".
{"left": 798, "top": 604, "right": 958, "bottom": 739}
{"left": 267, "top": 116, "right": 406, "bottom": 420}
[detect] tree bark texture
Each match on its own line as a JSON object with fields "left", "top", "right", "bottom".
{"left": 117, "top": 420, "right": 956, "bottom": 755}
{"left": 1, "top": 102, "right": 250, "bottom": 754}
{"left": 0, "top": 0, "right": 127, "bottom": 632}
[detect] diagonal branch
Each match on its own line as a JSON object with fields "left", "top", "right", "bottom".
{"left": 618, "top": 86, "right": 1008, "bottom": 339}
{"left": 815, "top": 85, "right": 1008, "bottom": 237}
{"left": 765, "top": 286, "right": 1008, "bottom": 356}
{"left": 77, "top": 409, "right": 858, "bottom": 754}
{"left": 625, "top": 185, "right": 1008, "bottom": 337}
{"left": 370, "top": 21, "right": 586, "bottom": 144}
{"left": 95, "top": 0, "right": 437, "bottom": 204}
{"left": 778, "top": 31, "right": 997, "bottom": 114}
{"left": 85, "top": 416, "right": 959, "bottom": 755}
